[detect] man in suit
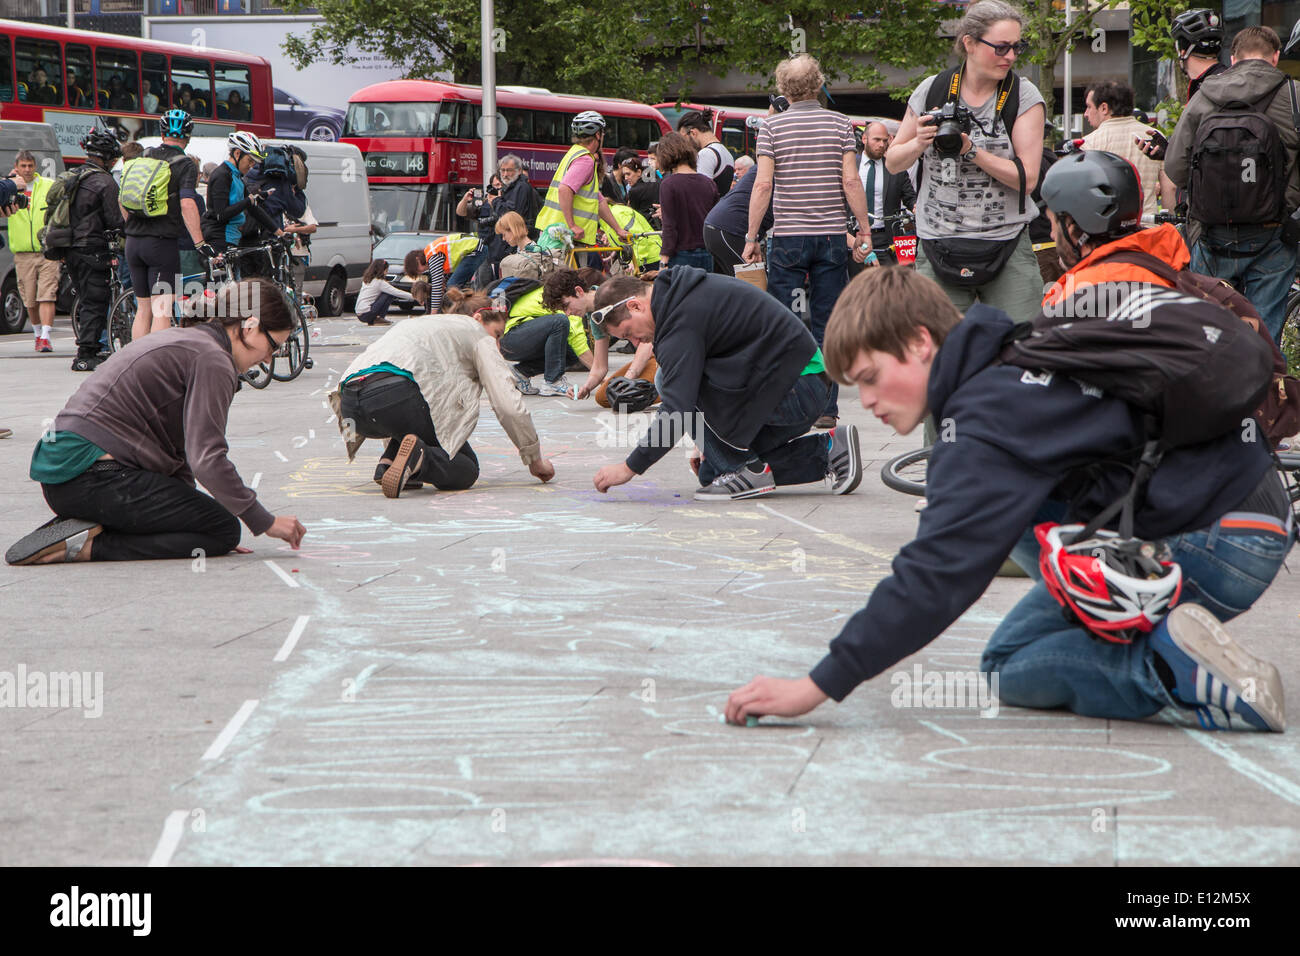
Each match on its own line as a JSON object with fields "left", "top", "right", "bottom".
{"left": 857, "top": 121, "right": 915, "bottom": 266}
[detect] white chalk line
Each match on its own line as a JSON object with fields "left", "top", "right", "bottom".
{"left": 264, "top": 559, "right": 300, "bottom": 588}
{"left": 202, "top": 699, "right": 260, "bottom": 761}
{"left": 1177, "top": 724, "right": 1300, "bottom": 806}
{"left": 756, "top": 503, "right": 826, "bottom": 534}
{"left": 274, "top": 615, "right": 310, "bottom": 662}
{"left": 250, "top": 471, "right": 262, "bottom": 490}
{"left": 274, "top": 450, "right": 288, "bottom": 462}
{"left": 146, "top": 810, "right": 190, "bottom": 867}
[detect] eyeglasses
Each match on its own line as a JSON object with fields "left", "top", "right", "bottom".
{"left": 263, "top": 329, "right": 284, "bottom": 357}
{"left": 590, "top": 295, "right": 637, "bottom": 327}
{"left": 976, "top": 37, "right": 1029, "bottom": 56}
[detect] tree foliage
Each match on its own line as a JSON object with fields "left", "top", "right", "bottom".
{"left": 281, "top": 0, "right": 952, "bottom": 104}
{"left": 1020, "top": 0, "right": 1124, "bottom": 122}
{"left": 1130, "top": 0, "right": 1192, "bottom": 103}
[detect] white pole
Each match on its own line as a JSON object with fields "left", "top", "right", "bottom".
{"left": 67, "top": 0, "right": 74, "bottom": 30}
{"left": 481, "top": 0, "right": 498, "bottom": 187}
{"left": 1063, "top": 0, "right": 1073, "bottom": 135}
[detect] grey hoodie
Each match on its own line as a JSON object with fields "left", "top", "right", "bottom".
{"left": 1166, "top": 57, "right": 1300, "bottom": 240}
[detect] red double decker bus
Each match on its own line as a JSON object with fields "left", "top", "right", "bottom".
{"left": 343, "top": 80, "right": 671, "bottom": 236}
{"left": 0, "top": 18, "right": 274, "bottom": 162}
{"left": 654, "top": 102, "right": 900, "bottom": 159}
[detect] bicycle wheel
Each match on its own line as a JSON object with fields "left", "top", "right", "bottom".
{"left": 881, "top": 445, "right": 931, "bottom": 496}
{"left": 270, "top": 293, "right": 311, "bottom": 382}
{"left": 108, "top": 290, "right": 135, "bottom": 353}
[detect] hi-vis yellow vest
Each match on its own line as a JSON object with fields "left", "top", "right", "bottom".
{"left": 535, "top": 144, "right": 602, "bottom": 244}
{"left": 424, "top": 233, "right": 483, "bottom": 272}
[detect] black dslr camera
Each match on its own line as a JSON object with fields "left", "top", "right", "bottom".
{"left": 1, "top": 176, "right": 28, "bottom": 209}
{"left": 921, "top": 102, "right": 975, "bottom": 158}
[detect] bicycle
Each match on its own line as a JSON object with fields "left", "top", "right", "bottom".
{"left": 220, "top": 236, "right": 316, "bottom": 384}
{"left": 883, "top": 444, "right": 1300, "bottom": 507}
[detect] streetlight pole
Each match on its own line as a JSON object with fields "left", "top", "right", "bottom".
{"left": 1063, "top": 0, "right": 1073, "bottom": 135}
{"left": 481, "top": 0, "right": 498, "bottom": 188}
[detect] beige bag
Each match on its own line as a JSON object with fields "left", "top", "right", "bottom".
{"left": 733, "top": 262, "right": 767, "bottom": 292}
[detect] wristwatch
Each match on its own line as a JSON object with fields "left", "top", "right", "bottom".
{"left": 745, "top": 235, "right": 759, "bottom": 243}
{"left": 962, "top": 145, "right": 978, "bottom": 162}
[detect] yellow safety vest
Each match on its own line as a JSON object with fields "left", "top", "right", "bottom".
{"left": 535, "top": 144, "right": 602, "bottom": 244}
{"left": 423, "top": 233, "right": 483, "bottom": 272}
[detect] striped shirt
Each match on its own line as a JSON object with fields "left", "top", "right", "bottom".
{"left": 756, "top": 100, "right": 856, "bottom": 236}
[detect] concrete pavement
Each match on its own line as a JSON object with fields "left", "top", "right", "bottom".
{"left": 1, "top": 316, "right": 1298, "bottom": 866}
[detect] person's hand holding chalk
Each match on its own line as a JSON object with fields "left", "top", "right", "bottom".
{"left": 725, "top": 675, "right": 828, "bottom": 725}
{"left": 529, "top": 458, "right": 556, "bottom": 482}
{"left": 593, "top": 462, "right": 635, "bottom": 493}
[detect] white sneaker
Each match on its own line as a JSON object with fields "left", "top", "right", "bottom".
{"left": 538, "top": 376, "right": 574, "bottom": 397}
{"left": 914, "top": 497, "right": 928, "bottom": 512}
{"left": 510, "top": 365, "right": 540, "bottom": 395}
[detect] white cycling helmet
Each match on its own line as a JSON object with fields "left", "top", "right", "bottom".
{"left": 1036, "top": 522, "right": 1183, "bottom": 644}
{"left": 227, "top": 130, "right": 266, "bottom": 159}
{"left": 572, "top": 110, "right": 607, "bottom": 136}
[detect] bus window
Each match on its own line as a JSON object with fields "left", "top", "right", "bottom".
{"left": 617, "top": 117, "right": 655, "bottom": 151}
{"left": 96, "top": 48, "right": 139, "bottom": 113}
{"left": 65, "top": 44, "right": 92, "bottom": 109}
{"left": 214, "top": 63, "right": 252, "bottom": 122}
{"left": 720, "top": 122, "right": 747, "bottom": 158}
{"left": 533, "top": 110, "right": 566, "bottom": 145}
{"left": 456, "top": 102, "right": 481, "bottom": 139}
{"left": 141, "top": 53, "right": 167, "bottom": 113}
{"left": 500, "top": 107, "right": 531, "bottom": 143}
{"left": 0, "top": 36, "right": 13, "bottom": 102}
{"left": 171, "top": 56, "right": 213, "bottom": 118}
{"left": 15, "top": 37, "right": 61, "bottom": 105}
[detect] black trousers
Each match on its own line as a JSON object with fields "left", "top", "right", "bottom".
{"left": 703, "top": 224, "right": 746, "bottom": 275}
{"left": 67, "top": 248, "right": 112, "bottom": 357}
{"left": 42, "top": 461, "right": 241, "bottom": 561}
{"left": 338, "top": 374, "right": 480, "bottom": 490}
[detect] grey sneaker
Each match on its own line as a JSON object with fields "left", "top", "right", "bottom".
{"left": 538, "top": 376, "right": 574, "bottom": 397}
{"left": 511, "top": 365, "right": 540, "bottom": 395}
{"left": 695, "top": 462, "right": 775, "bottom": 500}
{"left": 826, "top": 424, "right": 862, "bottom": 494}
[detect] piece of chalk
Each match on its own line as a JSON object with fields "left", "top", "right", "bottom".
{"left": 746, "top": 715, "right": 758, "bottom": 727}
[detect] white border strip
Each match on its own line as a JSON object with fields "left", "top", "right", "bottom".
{"left": 202, "top": 699, "right": 260, "bottom": 761}
{"left": 147, "top": 810, "right": 190, "bottom": 867}
{"left": 757, "top": 503, "right": 826, "bottom": 534}
{"left": 264, "top": 560, "right": 300, "bottom": 588}
{"left": 274, "top": 615, "right": 310, "bottom": 662}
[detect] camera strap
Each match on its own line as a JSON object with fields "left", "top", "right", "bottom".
{"left": 918, "top": 67, "right": 1022, "bottom": 198}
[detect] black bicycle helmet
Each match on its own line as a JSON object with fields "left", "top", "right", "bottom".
{"left": 80, "top": 128, "right": 122, "bottom": 160}
{"left": 1171, "top": 9, "right": 1223, "bottom": 57}
{"left": 1040, "top": 150, "right": 1142, "bottom": 240}
{"left": 605, "top": 377, "right": 657, "bottom": 413}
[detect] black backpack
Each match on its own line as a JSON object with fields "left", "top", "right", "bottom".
{"left": 1188, "top": 78, "right": 1297, "bottom": 226}
{"left": 487, "top": 276, "right": 542, "bottom": 312}
{"left": 1002, "top": 279, "right": 1275, "bottom": 537}
{"left": 39, "top": 165, "right": 98, "bottom": 261}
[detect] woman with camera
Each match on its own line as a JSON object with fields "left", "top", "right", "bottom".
{"left": 886, "top": 0, "right": 1045, "bottom": 323}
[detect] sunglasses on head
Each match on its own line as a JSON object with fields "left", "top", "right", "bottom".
{"left": 590, "top": 295, "right": 637, "bottom": 327}
{"left": 976, "top": 37, "right": 1029, "bottom": 56}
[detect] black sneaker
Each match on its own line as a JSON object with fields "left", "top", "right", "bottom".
{"left": 70, "top": 354, "right": 102, "bottom": 373}
{"left": 826, "top": 424, "right": 862, "bottom": 494}
{"left": 694, "top": 462, "right": 775, "bottom": 500}
{"left": 381, "top": 435, "right": 427, "bottom": 499}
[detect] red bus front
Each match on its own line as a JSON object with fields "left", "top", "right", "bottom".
{"left": 345, "top": 80, "right": 670, "bottom": 237}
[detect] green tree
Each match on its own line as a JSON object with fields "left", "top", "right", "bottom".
{"left": 281, "top": 0, "right": 952, "bottom": 104}
{"left": 1130, "top": 0, "right": 1192, "bottom": 104}
{"left": 1020, "top": 0, "right": 1124, "bottom": 122}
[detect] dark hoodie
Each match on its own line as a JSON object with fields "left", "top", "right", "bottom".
{"left": 808, "top": 303, "right": 1274, "bottom": 702}
{"left": 625, "top": 266, "right": 817, "bottom": 475}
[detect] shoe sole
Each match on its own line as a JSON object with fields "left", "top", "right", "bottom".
{"left": 381, "top": 435, "right": 421, "bottom": 499}
{"left": 694, "top": 483, "right": 775, "bottom": 501}
{"left": 830, "top": 425, "right": 862, "bottom": 495}
{"left": 6, "top": 518, "right": 101, "bottom": 566}
{"left": 1164, "top": 604, "right": 1285, "bottom": 732}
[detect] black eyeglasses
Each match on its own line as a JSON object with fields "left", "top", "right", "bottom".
{"left": 263, "top": 329, "right": 284, "bottom": 357}
{"left": 976, "top": 37, "right": 1029, "bottom": 56}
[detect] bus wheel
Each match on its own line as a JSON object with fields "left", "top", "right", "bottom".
{"left": 318, "top": 269, "right": 347, "bottom": 316}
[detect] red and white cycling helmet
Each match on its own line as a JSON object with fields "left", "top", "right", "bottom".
{"left": 1035, "top": 522, "right": 1183, "bottom": 644}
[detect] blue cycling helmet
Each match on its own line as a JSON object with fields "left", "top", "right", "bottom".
{"left": 161, "top": 108, "right": 194, "bottom": 139}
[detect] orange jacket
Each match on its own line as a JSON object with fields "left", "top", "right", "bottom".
{"left": 1041, "top": 224, "right": 1189, "bottom": 309}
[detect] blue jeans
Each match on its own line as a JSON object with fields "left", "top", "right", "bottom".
{"left": 698, "top": 373, "right": 831, "bottom": 486}
{"left": 984, "top": 500, "right": 1294, "bottom": 721}
{"left": 448, "top": 246, "right": 488, "bottom": 290}
{"left": 765, "top": 234, "right": 848, "bottom": 418}
{"left": 499, "top": 313, "right": 573, "bottom": 383}
{"left": 667, "top": 248, "right": 713, "bottom": 271}
{"left": 357, "top": 291, "right": 397, "bottom": 325}
{"left": 1190, "top": 225, "right": 1297, "bottom": 342}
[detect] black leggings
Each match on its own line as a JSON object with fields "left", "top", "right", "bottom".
{"left": 704, "top": 224, "right": 746, "bottom": 275}
{"left": 42, "top": 461, "right": 241, "bottom": 561}
{"left": 338, "top": 374, "right": 480, "bottom": 490}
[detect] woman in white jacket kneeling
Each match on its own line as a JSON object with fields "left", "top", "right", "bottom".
{"left": 329, "top": 288, "right": 557, "bottom": 498}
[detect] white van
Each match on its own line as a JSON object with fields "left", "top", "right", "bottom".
{"left": 0, "top": 121, "right": 66, "bottom": 335}
{"left": 138, "top": 136, "right": 371, "bottom": 315}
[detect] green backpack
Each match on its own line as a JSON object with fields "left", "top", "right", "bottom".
{"left": 39, "top": 166, "right": 98, "bottom": 261}
{"left": 120, "top": 155, "right": 184, "bottom": 217}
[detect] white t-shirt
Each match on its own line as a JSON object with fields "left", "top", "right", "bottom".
{"left": 858, "top": 153, "right": 888, "bottom": 229}
{"left": 696, "top": 142, "right": 735, "bottom": 181}
{"left": 906, "top": 73, "right": 1044, "bottom": 241}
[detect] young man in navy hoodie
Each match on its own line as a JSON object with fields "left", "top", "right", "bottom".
{"left": 590, "top": 267, "right": 863, "bottom": 499}
{"left": 725, "top": 156, "right": 1293, "bottom": 732}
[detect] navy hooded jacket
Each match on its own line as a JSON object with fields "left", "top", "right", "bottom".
{"left": 809, "top": 303, "right": 1274, "bottom": 701}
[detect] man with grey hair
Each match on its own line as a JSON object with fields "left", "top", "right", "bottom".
{"left": 744, "top": 53, "right": 874, "bottom": 428}
{"left": 497, "top": 153, "right": 539, "bottom": 233}
{"left": 733, "top": 154, "right": 755, "bottom": 185}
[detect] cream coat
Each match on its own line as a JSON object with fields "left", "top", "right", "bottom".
{"left": 328, "top": 314, "right": 541, "bottom": 465}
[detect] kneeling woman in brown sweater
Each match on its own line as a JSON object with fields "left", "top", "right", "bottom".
{"left": 6, "top": 277, "right": 307, "bottom": 564}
